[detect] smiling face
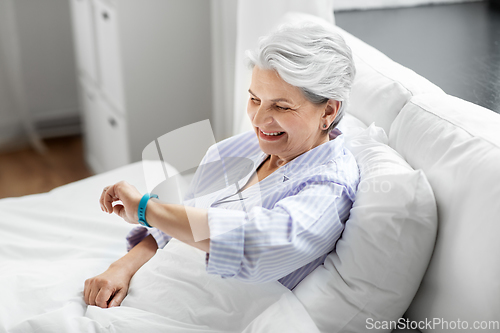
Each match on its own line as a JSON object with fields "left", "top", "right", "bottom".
{"left": 247, "top": 66, "right": 338, "bottom": 164}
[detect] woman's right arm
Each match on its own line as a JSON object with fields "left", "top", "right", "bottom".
{"left": 84, "top": 234, "right": 158, "bottom": 308}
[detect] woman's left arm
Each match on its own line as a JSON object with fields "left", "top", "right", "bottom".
{"left": 204, "top": 181, "right": 351, "bottom": 284}
{"left": 101, "top": 181, "right": 211, "bottom": 253}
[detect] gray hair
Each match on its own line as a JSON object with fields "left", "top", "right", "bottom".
{"left": 246, "top": 23, "right": 356, "bottom": 132}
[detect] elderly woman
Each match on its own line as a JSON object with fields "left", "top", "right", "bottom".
{"left": 84, "top": 23, "right": 359, "bottom": 309}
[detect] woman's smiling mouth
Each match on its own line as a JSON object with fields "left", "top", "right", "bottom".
{"left": 259, "top": 129, "right": 286, "bottom": 141}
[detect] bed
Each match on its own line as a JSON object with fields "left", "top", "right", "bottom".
{"left": 0, "top": 161, "right": 322, "bottom": 332}
{"left": 1, "top": 14, "right": 499, "bottom": 333}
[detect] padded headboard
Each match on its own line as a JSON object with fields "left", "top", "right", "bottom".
{"left": 333, "top": 25, "right": 444, "bottom": 135}
{"left": 389, "top": 94, "right": 500, "bottom": 331}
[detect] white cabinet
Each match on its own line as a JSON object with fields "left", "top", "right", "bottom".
{"left": 70, "top": 0, "right": 98, "bottom": 83}
{"left": 79, "top": 79, "right": 130, "bottom": 172}
{"left": 70, "top": 0, "right": 213, "bottom": 174}
{"left": 95, "top": 96, "right": 130, "bottom": 171}
{"left": 93, "top": 0, "right": 125, "bottom": 112}
{"left": 78, "top": 80, "right": 103, "bottom": 171}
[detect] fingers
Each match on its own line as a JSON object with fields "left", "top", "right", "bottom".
{"left": 84, "top": 278, "right": 118, "bottom": 309}
{"left": 84, "top": 278, "right": 100, "bottom": 306}
{"left": 102, "top": 185, "right": 117, "bottom": 214}
{"left": 109, "top": 288, "right": 128, "bottom": 308}
{"left": 100, "top": 181, "right": 133, "bottom": 214}
{"left": 84, "top": 265, "right": 132, "bottom": 309}
{"left": 87, "top": 282, "right": 98, "bottom": 306}
{"left": 84, "top": 279, "right": 91, "bottom": 305}
{"left": 100, "top": 181, "right": 143, "bottom": 217}
{"left": 95, "top": 285, "right": 114, "bottom": 308}
{"left": 113, "top": 204, "right": 125, "bottom": 219}
{"left": 100, "top": 186, "right": 112, "bottom": 213}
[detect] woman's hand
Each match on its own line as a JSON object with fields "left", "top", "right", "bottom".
{"left": 83, "top": 235, "right": 159, "bottom": 308}
{"left": 84, "top": 263, "right": 132, "bottom": 308}
{"left": 100, "top": 181, "right": 142, "bottom": 224}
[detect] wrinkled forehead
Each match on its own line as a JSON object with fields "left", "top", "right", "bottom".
{"left": 249, "top": 66, "right": 305, "bottom": 105}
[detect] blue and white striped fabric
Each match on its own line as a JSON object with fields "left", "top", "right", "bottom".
{"left": 126, "top": 130, "right": 359, "bottom": 290}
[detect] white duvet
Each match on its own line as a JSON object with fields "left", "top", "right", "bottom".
{"left": 0, "top": 162, "right": 319, "bottom": 333}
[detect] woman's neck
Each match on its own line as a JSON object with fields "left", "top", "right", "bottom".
{"left": 269, "top": 133, "right": 330, "bottom": 168}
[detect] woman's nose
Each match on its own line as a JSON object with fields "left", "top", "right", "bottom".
{"left": 252, "top": 105, "right": 273, "bottom": 127}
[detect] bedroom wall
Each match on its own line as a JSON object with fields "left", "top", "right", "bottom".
{"left": 0, "top": 0, "right": 79, "bottom": 151}
{"left": 334, "top": 0, "right": 484, "bottom": 11}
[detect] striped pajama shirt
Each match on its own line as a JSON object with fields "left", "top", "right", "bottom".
{"left": 126, "top": 130, "right": 359, "bottom": 290}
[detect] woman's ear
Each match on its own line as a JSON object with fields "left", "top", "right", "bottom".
{"left": 322, "top": 100, "right": 341, "bottom": 125}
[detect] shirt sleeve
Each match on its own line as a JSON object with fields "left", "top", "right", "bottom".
{"left": 126, "top": 226, "right": 172, "bottom": 251}
{"left": 205, "top": 181, "right": 352, "bottom": 283}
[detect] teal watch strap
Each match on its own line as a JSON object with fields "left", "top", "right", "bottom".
{"left": 138, "top": 193, "right": 158, "bottom": 228}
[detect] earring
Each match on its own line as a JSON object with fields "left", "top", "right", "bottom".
{"left": 323, "top": 124, "right": 328, "bottom": 129}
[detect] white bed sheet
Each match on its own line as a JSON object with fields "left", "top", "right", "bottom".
{"left": 0, "top": 162, "right": 318, "bottom": 333}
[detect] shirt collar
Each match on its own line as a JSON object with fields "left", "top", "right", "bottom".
{"left": 281, "top": 134, "right": 345, "bottom": 180}
{"left": 249, "top": 133, "right": 345, "bottom": 184}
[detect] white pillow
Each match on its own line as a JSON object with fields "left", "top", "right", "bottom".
{"left": 293, "top": 124, "right": 438, "bottom": 333}
{"left": 337, "top": 112, "right": 368, "bottom": 137}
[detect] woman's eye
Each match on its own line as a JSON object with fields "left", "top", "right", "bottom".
{"left": 250, "top": 98, "right": 260, "bottom": 104}
{"left": 276, "top": 105, "right": 291, "bottom": 111}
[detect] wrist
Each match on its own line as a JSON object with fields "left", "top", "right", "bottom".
{"left": 144, "top": 199, "right": 162, "bottom": 228}
{"left": 111, "top": 234, "right": 158, "bottom": 278}
{"left": 109, "top": 260, "right": 135, "bottom": 279}
{"left": 137, "top": 193, "right": 158, "bottom": 227}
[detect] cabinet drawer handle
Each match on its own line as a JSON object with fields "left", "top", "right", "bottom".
{"left": 102, "top": 12, "right": 109, "bottom": 20}
{"left": 108, "top": 117, "right": 117, "bottom": 128}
